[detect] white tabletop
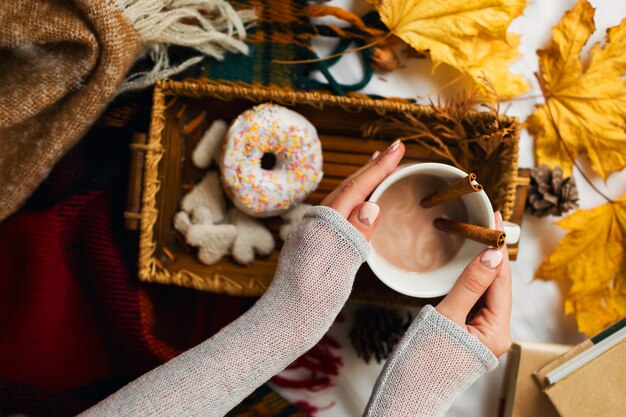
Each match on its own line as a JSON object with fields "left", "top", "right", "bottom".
{"left": 274, "top": 1, "right": 626, "bottom": 415}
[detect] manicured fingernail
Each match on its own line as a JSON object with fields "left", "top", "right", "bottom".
{"left": 481, "top": 249, "right": 503, "bottom": 270}
{"left": 371, "top": 150, "right": 381, "bottom": 161}
{"left": 358, "top": 202, "right": 380, "bottom": 226}
{"left": 386, "top": 139, "right": 401, "bottom": 153}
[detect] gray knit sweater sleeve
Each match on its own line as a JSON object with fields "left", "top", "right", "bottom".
{"left": 80, "top": 206, "right": 369, "bottom": 417}
{"left": 363, "top": 305, "right": 498, "bottom": 417}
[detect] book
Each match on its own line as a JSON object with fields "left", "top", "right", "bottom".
{"left": 533, "top": 317, "right": 626, "bottom": 387}
{"left": 499, "top": 341, "right": 572, "bottom": 417}
{"left": 533, "top": 318, "right": 626, "bottom": 417}
{"left": 545, "top": 326, "right": 626, "bottom": 385}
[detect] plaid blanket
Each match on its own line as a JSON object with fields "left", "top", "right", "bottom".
{"left": 196, "top": 0, "right": 379, "bottom": 93}
{"left": 199, "top": 0, "right": 311, "bottom": 87}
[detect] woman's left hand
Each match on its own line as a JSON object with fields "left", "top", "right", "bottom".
{"left": 320, "top": 139, "right": 405, "bottom": 240}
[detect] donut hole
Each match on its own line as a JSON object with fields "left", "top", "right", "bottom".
{"left": 260, "top": 152, "right": 277, "bottom": 170}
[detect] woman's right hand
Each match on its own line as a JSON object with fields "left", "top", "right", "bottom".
{"left": 435, "top": 211, "right": 512, "bottom": 357}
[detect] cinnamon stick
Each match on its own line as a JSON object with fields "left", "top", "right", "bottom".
{"left": 434, "top": 218, "right": 506, "bottom": 249}
{"left": 420, "top": 173, "right": 483, "bottom": 208}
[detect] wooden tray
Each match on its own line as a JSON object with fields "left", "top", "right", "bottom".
{"left": 129, "top": 80, "right": 527, "bottom": 306}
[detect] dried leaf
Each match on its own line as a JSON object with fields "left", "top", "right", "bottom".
{"left": 372, "top": 45, "right": 401, "bottom": 72}
{"left": 373, "top": 0, "right": 530, "bottom": 98}
{"left": 529, "top": 0, "right": 626, "bottom": 179}
{"left": 535, "top": 196, "right": 626, "bottom": 336}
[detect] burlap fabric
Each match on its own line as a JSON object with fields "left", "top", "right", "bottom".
{"left": 0, "top": 0, "right": 142, "bottom": 222}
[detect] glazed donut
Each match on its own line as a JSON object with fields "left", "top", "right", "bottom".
{"left": 220, "top": 103, "right": 323, "bottom": 217}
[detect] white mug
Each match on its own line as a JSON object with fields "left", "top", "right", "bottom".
{"left": 367, "top": 163, "right": 520, "bottom": 298}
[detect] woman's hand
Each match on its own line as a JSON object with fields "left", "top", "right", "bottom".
{"left": 436, "top": 212, "right": 512, "bottom": 357}
{"left": 321, "top": 140, "right": 405, "bottom": 240}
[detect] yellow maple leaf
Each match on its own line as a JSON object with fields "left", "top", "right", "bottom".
{"left": 373, "top": 0, "right": 530, "bottom": 98}
{"left": 464, "top": 34, "right": 528, "bottom": 99}
{"left": 535, "top": 196, "right": 626, "bottom": 336}
{"left": 528, "top": 0, "right": 626, "bottom": 179}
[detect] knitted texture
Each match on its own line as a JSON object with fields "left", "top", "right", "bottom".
{"left": 81, "top": 206, "right": 369, "bottom": 416}
{"left": 0, "top": 0, "right": 254, "bottom": 222}
{"left": 364, "top": 305, "right": 498, "bottom": 417}
{"left": 0, "top": 0, "right": 142, "bottom": 222}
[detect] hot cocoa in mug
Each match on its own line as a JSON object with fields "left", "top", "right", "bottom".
{"left": 367, "top": 163, "right": 520, "bottom": 298}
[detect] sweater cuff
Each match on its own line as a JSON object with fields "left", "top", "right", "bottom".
{"left": 304, "top": 205, "right": 370, "bottom": 263}
{"left": 419, "top": 305, "right": 499, "bottom": 372}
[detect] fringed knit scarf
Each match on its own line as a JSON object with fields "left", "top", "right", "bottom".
{"left": 0, "top": 0, "right": 254, "bottom": 222}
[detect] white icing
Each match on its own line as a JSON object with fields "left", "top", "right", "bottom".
{"left": 221, "top": 103, "right": 323, "bottom": 217}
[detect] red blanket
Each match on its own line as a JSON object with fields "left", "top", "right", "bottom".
{"left": 0, "top": 104, "right": 254, "bottom": 415}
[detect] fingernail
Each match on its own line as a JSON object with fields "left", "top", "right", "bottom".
{"left": 386, "top": 139, "right": 401, "bottom": 153}
{"left": 371, "top": 150, "right": 381, "bottom": 161}
{"left": 358, "top": 202, "right": 380, "bottom": 226}
{"left": 495, "top": 211, "right": 502, "bottom": 223}
{"left": 481, "top": 249, "right": 503, "bottom": 270}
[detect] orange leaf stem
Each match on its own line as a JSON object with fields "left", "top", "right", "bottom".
{"left": 273, "top": 33, "right": 392, "bottom": 65}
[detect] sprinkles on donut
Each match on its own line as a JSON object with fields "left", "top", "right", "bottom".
{"left": 220, "top": 103, "right": 324, "bottom": 217}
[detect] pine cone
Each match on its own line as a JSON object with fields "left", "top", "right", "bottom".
{"left": 526, "top": 164, "right": 579, "bottom": 217}
{"left": 349, "top": 307, "right": 413, "bottom": 363}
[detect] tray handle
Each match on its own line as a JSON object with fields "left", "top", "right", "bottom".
{"left": 506, "top": 168, "right": 531, "bottom": 260}
{"left": 124, "top": 132, "right": 148, "bottom": 230}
